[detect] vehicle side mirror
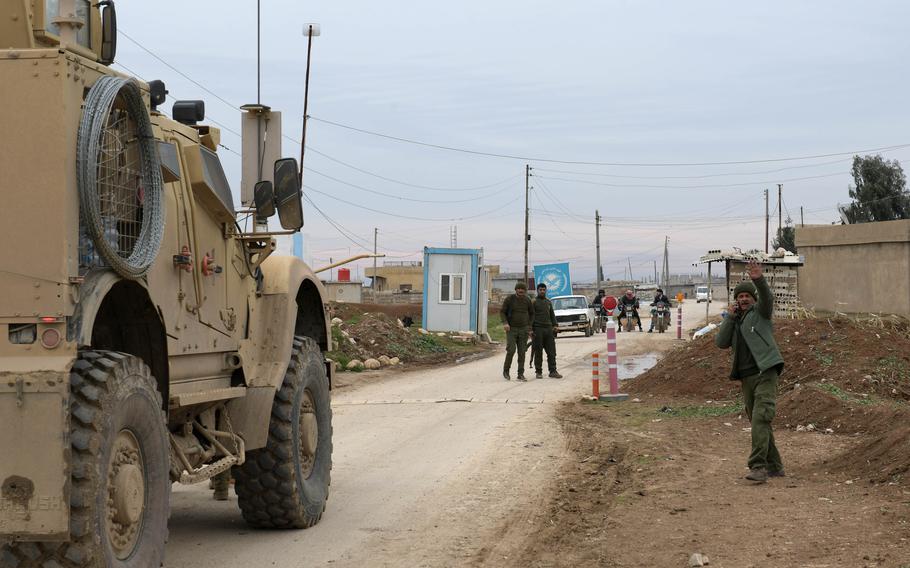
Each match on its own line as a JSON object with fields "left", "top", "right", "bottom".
{"left": 99, "top": 1, "right": 117, "bottom": 65}
{"left": 253, "top": 180, "right": 275, "bottom": 221}
{"left": 274, "top": 158, "right": 303, "bottom": 230}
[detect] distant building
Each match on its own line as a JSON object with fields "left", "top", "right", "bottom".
{"left": 365, "top": 261, "right": 424, "bottom": 293}
{"left": 321, "top": 281, "right": 363, "bottom": 303}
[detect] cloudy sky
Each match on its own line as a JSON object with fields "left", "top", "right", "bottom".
{"left": 114, "top": 1, "right": 910, "bottom": 282}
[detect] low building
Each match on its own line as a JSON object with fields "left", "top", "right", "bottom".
{"left": 422, "top": 247, "right": 491, "bottom": 336}
{"left": 796, "top": 219, "right": 910, "bottom": 317}
{"left": 697, "top": 249, "right": 803, "bottom": 318}
{"left": 365, "top": 261, "right": 423, "bottom": 293}
{"left": 322, "top": 281, "right": 363, "bottom": 303}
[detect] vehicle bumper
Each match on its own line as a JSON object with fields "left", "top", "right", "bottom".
{"left": 0, "top": 371, "right": 70, "bottom": 541}
{"left": 556, "top": 322, "right": 588, "bottom": 332}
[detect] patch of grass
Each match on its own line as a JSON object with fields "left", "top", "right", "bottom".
{"left": 813, "top": 351, "right": 834, "bottom": 366}
{"left": 665, "top": 401, "right": 743, "bottom": 418}
{"left": 816, "top": 383, "right": 875, "bottom": 405}
{"left": 487, "top": 323, "right": 507, "bottom": 344}
{"left": 875, "top": 355, "right": 910, "bottom": 382}
{"left": 414, "top": 334, "right": 448, "bottom": 353}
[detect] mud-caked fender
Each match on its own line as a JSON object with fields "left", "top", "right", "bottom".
{"left": 240, "top": 255, "right": 330, "bottom": 390}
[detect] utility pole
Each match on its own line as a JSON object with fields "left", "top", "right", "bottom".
{"left": 372, "top": 228, "right": 378, "bottom": 292}
{"left": 524, "top": 164, "right": 530, "bottom": 286}
{"left": 653, "top": 260, "right": 658, "bottom": 284}
{"left": 450, "top": 225, "right": 458, "bottom": 248}
{"left": 661, "top": 236, "right": 669, "bottom": 289}
{"left": 800, "top": 206, "right": 804, "bottom": 227}
{"left": 764, "top": 189, "right": 769, "bottom": 253}
{"left": 778, "top": 183, "right": 783, "bottom": 244}
{"left": 595, "top": 210, "right": 602, "bottom": 292}
{"left": 627, "top": 257, "right": 633, "bottom": 283}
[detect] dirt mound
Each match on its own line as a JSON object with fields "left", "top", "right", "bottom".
{"left": 327, "top": 305, "right": 491, "bottom": 372}
{"left": 627, "top": 315, "right": 910, "bottom": 483}
{"left": 777, "top": 386, "right": 910, "bottom": 482}
{"left": 331, "top": 302, "right": 421, "bottom": 323}
{"left": 628, "top": 316, "right": 910, "bottom": 402}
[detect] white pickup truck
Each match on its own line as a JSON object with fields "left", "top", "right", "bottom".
{"left": 552, "top": 295, "right": 596, "bottom": 337}
{"left": 696, "top": 285, "right": 711, "bottom": 303}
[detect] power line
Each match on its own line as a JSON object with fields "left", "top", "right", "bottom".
{"left": 302, "top": 194, "right": 373, "bottom": 251}
{"left": 534, "top": 171, "right": 847, "bottom": 191}
{"left": 120, "top": 30, "right": 241, "bottom": 112}
{"left": 309, "top": 115, "right": 910, "bottom": 168}
{"left": 305, "top": 185, "right": 521, "bottom": 221}
{"left": 306, "top": 167, "right": 504, "bottom": 204}
{"left": 531, "top": 156, "right": 871, "bottom": 180}
{"left": 306, "top": 146, "right": 518, "bottom": 192}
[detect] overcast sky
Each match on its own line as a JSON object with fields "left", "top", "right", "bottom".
{"left": 115, "top": 1, "right": 910, "bottom": 282}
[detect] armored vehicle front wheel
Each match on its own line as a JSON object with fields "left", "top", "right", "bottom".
{"left": 234, "top": 336, "right": 333, "bottom": 529}
{"left": 2, "top": 351, "right": 170, "bottom": 568}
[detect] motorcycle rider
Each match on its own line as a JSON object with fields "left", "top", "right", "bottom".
{"left": 617, "top": 289, "right": 643, "bottom": 332}
{"left": 648, "top": 288, "right": 672, "bottom": 333}
{"left": 592, "top": 289, "right": 607, "bottom": 330}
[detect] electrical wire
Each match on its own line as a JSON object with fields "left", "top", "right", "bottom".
{"left": 306, "top": 167, "right": 505, "bottom": 204}
{"left": 305, "top": 185, "right": 521, "bottom": 221}
{"left": 302, "top": 194, "right": 373, "bottom": 251}
{"left": 309, "top": 115, "right": 910, "bottom": 167}
{"left": 533, "top": 171, "right": 847, "bottom": 191}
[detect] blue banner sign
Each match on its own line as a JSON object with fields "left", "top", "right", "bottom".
{"left": 533, "top": 263, "right": 572, "bottom": 298}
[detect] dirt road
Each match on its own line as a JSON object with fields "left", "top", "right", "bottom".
{"left": 165, "top": 303, "right": 709, "bottom": 567}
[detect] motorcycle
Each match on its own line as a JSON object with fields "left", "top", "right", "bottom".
{"left": 623, "top": 304, "right": 636, "bottom": 332}
{"left": 652, "top": 301, "right": 670, "bottom": 333}
{"left": 592, "top": 303, "right": 605, "bottom": 333}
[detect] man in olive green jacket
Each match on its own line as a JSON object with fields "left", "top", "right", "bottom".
{"left": 501, "top": 282, "right": 534, "bottom": 381}
{"left": 531, "top": 283, "right": 563, "bottom": 379}
{"left": 715, "top": 261, "right": 785, "bottom": 483}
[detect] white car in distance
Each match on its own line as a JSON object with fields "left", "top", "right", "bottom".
{"left": 551, "top": 295, "right": 595, "bottom": 337}
{"left": 696, "top": 285, "right": 711, "bottom": 303}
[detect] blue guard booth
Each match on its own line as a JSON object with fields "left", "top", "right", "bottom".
{"left": 422, "top": 247, "right": 489, "bottom": 337}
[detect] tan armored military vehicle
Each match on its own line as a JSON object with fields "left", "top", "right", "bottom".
{"left": 0, "top": 2, "right": 333, "bottom": 566}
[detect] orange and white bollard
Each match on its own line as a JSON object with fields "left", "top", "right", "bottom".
{"left": 598, "top": 320, "right": 628, "bottom": 401}
{"left": 591, "top": 352, "right": 600, "bottom": 399}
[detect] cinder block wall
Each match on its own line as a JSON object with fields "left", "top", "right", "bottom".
{"left": 795, "top": 220, "right": 910, "bottom": 317}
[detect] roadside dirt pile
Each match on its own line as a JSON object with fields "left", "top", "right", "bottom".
{"left": 327, "top": 302, "right": 491, "bottom": 372}
{"left": 627, "top": 315, "right": 910, "bottom": 483}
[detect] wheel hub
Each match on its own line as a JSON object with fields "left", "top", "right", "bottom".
{"left": 106, "top": 430, "right": 145, "bottom": 559}
{"left": 299, "top": 391, "right": 317, "bottom": 477}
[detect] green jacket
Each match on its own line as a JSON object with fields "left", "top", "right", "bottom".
{"left": 532, "top": 296, "right": 558, "bottom": 327}
{"left": 715, "top": 276, "right": 784, "bottom": 378}
{"left": 500, "top": 293, "right": 534, "bottom": 328}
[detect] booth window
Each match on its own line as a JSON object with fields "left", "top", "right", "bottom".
{"left": 439, "top": 273, "right": 466, "bottom": 304}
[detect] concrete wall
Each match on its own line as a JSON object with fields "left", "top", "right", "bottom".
{"left": 322, "top": 282, "right": 363, "bottom": 303}
{"left": 796, "top": 220, "right": 910, "bottom": 317}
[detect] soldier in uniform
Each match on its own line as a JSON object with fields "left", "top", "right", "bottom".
{"left": 715, "top": 261, "right": 785, "bottom": 483}
{"left": 531, "top": 283, "right": 563, "bottom": 379}
{"left": 500, "top": 281, "right": 534, "bottom": 381}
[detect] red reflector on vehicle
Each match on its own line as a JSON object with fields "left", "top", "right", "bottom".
{"left": 41, "top": 328, "right": 61, "bottom": 349}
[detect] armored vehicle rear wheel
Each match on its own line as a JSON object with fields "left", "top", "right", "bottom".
{"left": 234, "top": 336, "right": 333, "bottom": 529}
{"left": 2, "top": 351, "right": 169, "bottom": 567}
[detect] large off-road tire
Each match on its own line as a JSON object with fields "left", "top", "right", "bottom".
{"left": 233, "top": 336, "right": 333, "bottom": 529}
{"left": 2, "top": 351, "right": 170, "bottom": 568}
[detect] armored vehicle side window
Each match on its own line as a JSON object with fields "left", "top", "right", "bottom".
{"left": 157, "top": 141, "right": 181, "bottom": 182}
{"left": 45, "top": 0, "right": 92, "bottom": 48}
{"left": 200, "top": 147, "right": 234, "bottom": 212}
